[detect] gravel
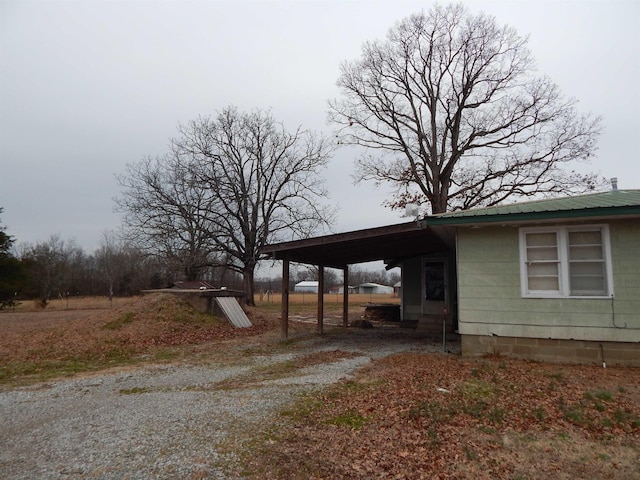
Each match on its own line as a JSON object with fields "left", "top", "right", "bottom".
{"left": 0, "top": 328, "right": 458, "bottom": 479}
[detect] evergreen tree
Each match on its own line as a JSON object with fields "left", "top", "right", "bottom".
{"left": 0, "top": 209, "right": 25, "bottom": 308}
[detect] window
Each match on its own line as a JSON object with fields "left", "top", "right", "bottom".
{"left": 519, "top": 225, "right": 612, "bottom": 298}
{"left": 524, "top": 231, "right": 560, "bottom": 292}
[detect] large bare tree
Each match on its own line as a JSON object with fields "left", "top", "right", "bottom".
{"left": 116, "top": 154, "right": 220, "bottom": 281}
{"left": 117, "top": 107, "right": 334, "bottom": 305}
{"left": 329, "top": 3, "right": 604, "bottom": 214}
{"left": 174, "top": 107, "right": 334, "bottom": 305}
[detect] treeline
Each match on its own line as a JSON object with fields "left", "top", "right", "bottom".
{"left": 0, "top": 227, "right": 243, "bottom": 308}
{"left": 1, "top": 219, "right": 397, "bottom": 308}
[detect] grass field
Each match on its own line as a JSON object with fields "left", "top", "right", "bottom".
{"left": 7, "top": 292, "right": 399, "bottom": 312}
{"left": 0, "top": 293, "right": 397, "bottom": 385}
{"left": 0, "top": 294, "right": 277, "bottom": 386}
{"left": 255, "top": 291, "right": 399, "bottom": 304}
{"left": 6, "top": 295, "right": 136, "bottom": 312}
{"left": 254, "top": 292, "right": 399, "bottom": 317}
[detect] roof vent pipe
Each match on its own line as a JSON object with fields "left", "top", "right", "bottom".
{"left": 610, "top": 177, "right": 618, "bottom": 191}
{"left": 404, "top": 204, "right": 420, "bottom": 219}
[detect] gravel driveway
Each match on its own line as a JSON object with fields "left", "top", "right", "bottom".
{"left": 0, "top": 328, "right": 458, "bottom": 479}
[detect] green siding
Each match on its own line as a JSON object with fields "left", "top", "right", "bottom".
{"left": 457, "top": 220, "right": 640, "bottom": 342}
{"left": 457, "top": 228, "right": 521, "bottom": 305}
{"left": 609, "top": 221, "right": 640, "bottom": 319}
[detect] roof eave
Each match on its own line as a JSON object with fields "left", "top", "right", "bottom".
{"left": 262, "top": 221, "right": 422, "bottom": 253}
{"left": 261, "top": 221, "right": 450, "bottom": 268}
{"left": 425, "top": 206, "right": 640, "bottom": 227}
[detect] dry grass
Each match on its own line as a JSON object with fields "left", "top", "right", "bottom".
{"left": 253, "top": 292, "right": 399, "bottom": 320}
{"left": 0, "top": 294, "right": 382, "bottom": 385}
{"left": 254, "top": 292, "right": 399, "bottom": 305}
{"left": 7, "top": 292, "right": 398, "bottom": 313}
{"left": 0, "top": 294, "right": 278, "bottom": 386}
{"left": 0, "top": 293, "right": 390, "bottom": 386}
{"left": 7, "top": 295, "right": 133, "bottom": 312}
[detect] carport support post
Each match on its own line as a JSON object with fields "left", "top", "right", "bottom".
{"left": 281, "top": 259, "right": 289, "bottom": 340}
{"left": 317, "top": 264, "right": 324, "bottom": 334}
{"left": 343, "top": 265, "right": 349, "bottom": 327}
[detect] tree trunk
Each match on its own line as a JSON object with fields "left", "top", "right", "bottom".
{"left": 184, "top": 264, "right": 200, "bottom": 281}
{"left": 431, "top": 194, "right": 448, "bottom": 214}
{"left": 243, "top": 262, "right": 256, "bottom": 306}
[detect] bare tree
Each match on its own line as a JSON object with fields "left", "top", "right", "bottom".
{"left": 174, "top": 107, "right": 335, "bottom": 305}
{"left": 116, "top": 154, "right": 223, "bottom": 281}
{"left": 20, "top": 235, "right": 81, "bottom": 305}
{"left": 117, "top": 107, "right": 335, "bottom": 305}
{"left": 95, "top": 232, "right": 143, "bottom": 299}
{"left": 329, "top": 3, "right": 604, "bottom": 214}
{"left": 292, "top": 264, "right": 341, "bottom": 293}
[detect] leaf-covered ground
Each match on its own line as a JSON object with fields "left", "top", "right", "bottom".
{"left": 243, "top": 353, "right": 640, "bottom": 479}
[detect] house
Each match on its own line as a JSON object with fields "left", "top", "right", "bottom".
{"left": 355, "top": 282, "right": 394, "bottom": 295}
{"left": 426, "top": 188, "right": 640, "bottom": 366}
{"left": 294, "top": 281, "right": 319, "bottom": 293}
{"left": 262, "top": 189, "right": 640, "bottom": 366}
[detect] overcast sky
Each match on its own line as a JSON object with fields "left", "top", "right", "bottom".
{"left": 1, "top": 0, "right": 638, "bottom": 253}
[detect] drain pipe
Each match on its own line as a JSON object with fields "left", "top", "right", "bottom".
{"left": 442, "top": 307, "right": 448, "bottom": 353}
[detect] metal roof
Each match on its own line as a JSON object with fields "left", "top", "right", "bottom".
{"left": 262, "top": 221, "right": 453, "bottom": 268}
{"left": 426, "top": 190, "right": 640, "bottom": 226}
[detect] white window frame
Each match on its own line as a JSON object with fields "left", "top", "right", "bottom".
{"left": 519, "top": 224, "right": 614, "bottom": 299}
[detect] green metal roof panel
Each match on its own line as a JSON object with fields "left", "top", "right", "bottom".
{"left": 426, "top": 190, "right": 640, "bottom": 225}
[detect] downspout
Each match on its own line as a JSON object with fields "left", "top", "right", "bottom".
{"left": 281, "top": 259, "right": 289, "bottom": 340}
{"left": 317, "top": 264, "right": 325, "bottom": 335}
{"left": 343, "top": 265, "right": 349, "bottom": 328}
{"left": 611, "top": 294, "right": 627, "bottom": 329}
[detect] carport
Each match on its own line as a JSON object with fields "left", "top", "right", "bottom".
{"left": 261, "top": 221, "right": 453, "bottom": 338}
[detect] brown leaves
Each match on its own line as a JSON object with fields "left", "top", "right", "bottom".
{"left": 245, "top": 353, "right": 640, "bottom": 479}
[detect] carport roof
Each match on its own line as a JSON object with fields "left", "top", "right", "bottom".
{"left": 261, "top": 221, "right": 452, "bottom": 269}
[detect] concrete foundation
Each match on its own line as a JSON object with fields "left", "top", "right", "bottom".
{"left": 462, "top": 335, "right": 640, "bottom": 366}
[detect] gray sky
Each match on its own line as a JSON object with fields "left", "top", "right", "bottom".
{"left": 1, "top": 0, "right": 639, "bottom": 253}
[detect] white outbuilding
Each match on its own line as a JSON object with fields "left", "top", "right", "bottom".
{"left": 356, "top": 282, "right": 394, "bottom": 294}
{"left": 294, "top": 281, "right": 319, "bottom": 293}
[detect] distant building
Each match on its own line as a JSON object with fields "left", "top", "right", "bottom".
{"left": 356, "top": 282, "right": 394, "bottom": 295}
{"left": 294, "top": 281, "right": 319, "bottom": 293}
{"left": 334, "top": 286, "right": 357, "bottom": 294}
